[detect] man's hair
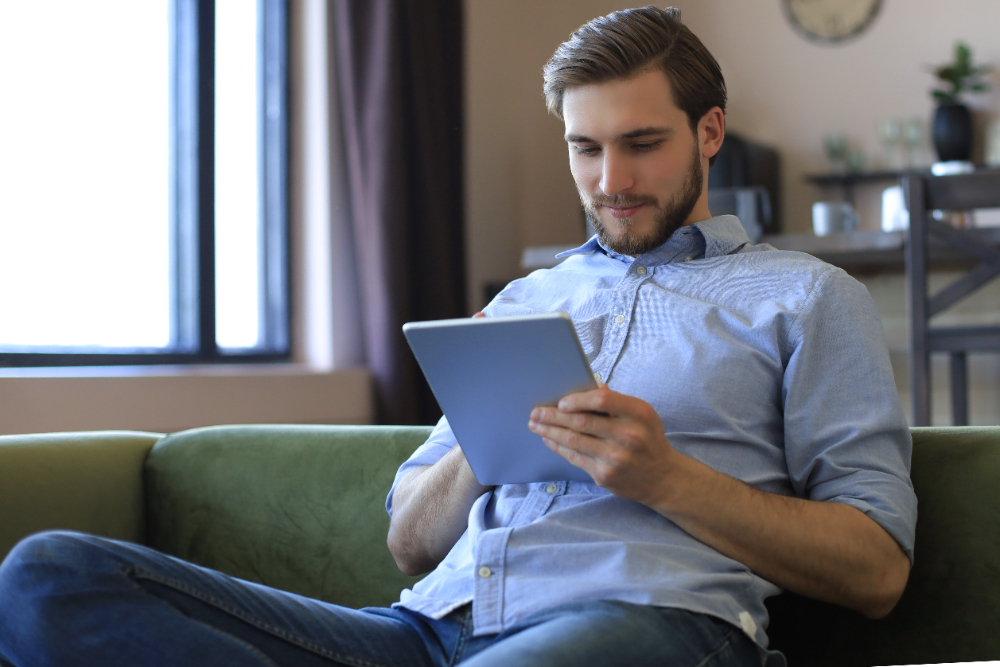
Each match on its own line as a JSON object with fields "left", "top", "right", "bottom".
{"left": 543, "top": 6, "right": 727, "bottom": 165}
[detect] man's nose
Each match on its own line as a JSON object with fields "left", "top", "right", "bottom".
{"left": 599, "top": 151, "right": 633, "bottom": 195}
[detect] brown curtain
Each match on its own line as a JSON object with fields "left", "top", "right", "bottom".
{"left": 332, "top": 0, "right": 465, "bottom": 425}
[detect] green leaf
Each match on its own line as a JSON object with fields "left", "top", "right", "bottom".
{"left": 930, "top": 41, "right": 991, "bottom": 101}
{"left": 956, "top": 42, "right": 971, "bottom": 65}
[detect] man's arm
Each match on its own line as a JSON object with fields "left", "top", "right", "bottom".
{"left": 387, "top": 445, "right": 493, "bottom": 576}
{"left": 528, "top": 386, "right": 911, "bottom": 619}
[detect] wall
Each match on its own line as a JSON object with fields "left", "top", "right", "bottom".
{"left": 464, "top": 0, "right": 1000, "bottom": 425}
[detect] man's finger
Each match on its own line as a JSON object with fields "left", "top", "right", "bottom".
{"left": 557, "top": 386, "right": 632, "bottom": 416}
{"left": 530, "top": 405, "right": 617, "bottom": 440}
{"left": 528, "top": 413, "right": 612, "bottom": 460}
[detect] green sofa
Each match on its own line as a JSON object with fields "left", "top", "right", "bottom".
{"left": 2, "top": 424, "right": 999, "bottom": 666}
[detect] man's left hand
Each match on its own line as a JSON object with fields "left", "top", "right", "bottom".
{"left": 528, "top": 384, "right": 679, "bottom": 508}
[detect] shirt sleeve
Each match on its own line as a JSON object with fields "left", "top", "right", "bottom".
{"left": 385, "top": 415, "right": 458, "bottom": 517}
{"left": 781, "top": 266, "right": 918, "bottom": 563}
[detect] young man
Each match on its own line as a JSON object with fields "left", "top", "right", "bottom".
{"left": 0, "top": 7, "right": 915, "bottom": 667}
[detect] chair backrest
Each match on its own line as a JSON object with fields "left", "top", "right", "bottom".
{"left": 908, "top": 169, "right": 1000, "bottom": 213}
{"left": 903, "top": 169, "right": 1000, "bottom": 425}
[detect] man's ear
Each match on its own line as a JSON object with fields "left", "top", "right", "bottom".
{"left": 698, "top": 107, "right": 725, "bottom": 161}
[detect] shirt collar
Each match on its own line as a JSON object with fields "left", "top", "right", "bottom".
{"left": 555, "top": 215, "right": 749, "bottom": 265}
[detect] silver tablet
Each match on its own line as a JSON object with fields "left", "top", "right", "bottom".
{"left": 403, "top": 312, "right": 597, "bottom": 485}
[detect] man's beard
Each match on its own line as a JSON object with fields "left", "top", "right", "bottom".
{"left": 582, "top": 143, "right": 703, "bottom": 256}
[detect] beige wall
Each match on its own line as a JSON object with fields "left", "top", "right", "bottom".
{"left": 464, "top": 0, "right": 1000, "bottom": 310}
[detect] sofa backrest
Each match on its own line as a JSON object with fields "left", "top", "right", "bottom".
{"left": 766, "top": 426, "right": 1000, "bottom": 666}
{"left": 144, "top": 424, "right": 1000, "bottom": 665}
{"left": 145, "top": 424, "right": 431, "bottom": 609}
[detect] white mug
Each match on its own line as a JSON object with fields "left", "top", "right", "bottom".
{"left": 812, "top": 202, "right": 858, "bottom": 236}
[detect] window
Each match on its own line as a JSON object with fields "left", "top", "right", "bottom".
{"left": 0, "top": 0, "right": 288, "bottom": 366}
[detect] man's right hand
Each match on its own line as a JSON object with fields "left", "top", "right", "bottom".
{"left": 387, "top": 438, "right": 493, "bottom": 576}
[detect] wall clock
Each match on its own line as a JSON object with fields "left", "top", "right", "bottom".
{"left": 782, "top": 0, "right": 883, "bottom": 44}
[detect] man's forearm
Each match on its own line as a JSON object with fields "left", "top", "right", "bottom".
{"left": 651, "top": 452, "right": 910, "bottom": 619}
{"left": 387, "top": 446, "right": 493, "bottom": 576}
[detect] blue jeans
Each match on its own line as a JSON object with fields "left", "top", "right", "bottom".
{"left": 0, "top": 531, "right": 761, "bottom": 667}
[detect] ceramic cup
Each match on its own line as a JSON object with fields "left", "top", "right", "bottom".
{"left": 812, "top": 202, "right": 858, "bottom": 236}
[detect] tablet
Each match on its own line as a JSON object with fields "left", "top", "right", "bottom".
{"left": 403, "top": 312, "right": 597, "bottom": 485}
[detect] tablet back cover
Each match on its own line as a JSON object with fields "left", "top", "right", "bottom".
{"left": 403, "top": 313, "right": 596, "bottom": 485}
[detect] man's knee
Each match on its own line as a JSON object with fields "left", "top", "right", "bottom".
{"left": 4, "top": 530, "right": 97, "bottom": 567}
{"left": 0, "top": 530, "right": 116, "bottom": 593}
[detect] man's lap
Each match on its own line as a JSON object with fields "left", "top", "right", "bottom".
{"left": 0, "top": 531, "right": 759, "bottom": 667}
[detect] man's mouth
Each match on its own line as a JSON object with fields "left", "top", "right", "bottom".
{"left": 605, "top": 204, "right": 644, "bottom": 219}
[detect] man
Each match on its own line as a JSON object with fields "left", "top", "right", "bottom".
{"left": 0, "top": 7, "right": 914, "bottom": 667}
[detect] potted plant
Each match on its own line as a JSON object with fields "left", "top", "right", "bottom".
{"left": 930, "top": 42, "right": 992, "bottom": 162}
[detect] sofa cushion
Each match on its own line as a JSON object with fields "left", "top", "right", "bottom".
{"left": 144, "top": 424, "right": 430, "bottom": 609}
{"left": 766, "top": 426, "right": 1000, "bottom": 666}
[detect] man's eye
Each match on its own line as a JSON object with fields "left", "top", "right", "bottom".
{"left": 575, "top": 146, "right": 600, "bottom": 156}
{"left": 633, "top": 141, "right": 661, "bottom": 152}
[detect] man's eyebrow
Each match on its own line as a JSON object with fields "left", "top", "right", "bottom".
{"left": 564, "top": 126, "right": 675, "bottom": 143}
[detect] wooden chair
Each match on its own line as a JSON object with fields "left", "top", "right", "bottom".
{"left": 903, "top": 170, "right": 1000, "bottom": 426}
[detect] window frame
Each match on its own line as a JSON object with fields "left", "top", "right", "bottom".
{"left": 0, "top": 0, "right": 290, "bottom": 368}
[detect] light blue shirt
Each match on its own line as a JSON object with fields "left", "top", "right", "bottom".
{"left": 386, "top": 216, "right": 916, "bottom": 659}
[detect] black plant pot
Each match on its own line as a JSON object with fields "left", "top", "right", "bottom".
{"left": 932, "top": 103, "right": 973, "bottom": 162}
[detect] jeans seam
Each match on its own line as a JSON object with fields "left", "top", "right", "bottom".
{"left": 447, "top": 608, "right": 474, "bottom": 667}
{"left": 691, "top": 626, "right": 737, "bottom": 667}
{"left": 123, "top": 565, "right": 394, "bottom": 667}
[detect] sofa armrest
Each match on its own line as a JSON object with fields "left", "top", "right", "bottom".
{"left": 766, "top": 426, "right": 1000, "bottom": 666}
{"left": 0, "top": 431, "right": 162, "bottom": 560}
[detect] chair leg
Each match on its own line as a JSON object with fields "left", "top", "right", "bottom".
{"left": 950, "top": 352, "right": 969, "bottom": 426}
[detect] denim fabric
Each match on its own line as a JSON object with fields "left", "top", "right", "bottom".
{"left": 387, "top": 217, "right": 915, "bottom": 658}
{"left": 0, "top": 531, "right": 759, "bottom": 667}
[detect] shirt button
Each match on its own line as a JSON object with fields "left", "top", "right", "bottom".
{"left": 636, "top": 266, "right": 647, "bottom": 275}
{"left": 478, "top": 566, "right": 492, "bottom": 579}
{"left": 614, "top": 314, "right": 625, "bottom": 324}
{"left": 546, "top": 483, "right": 558, "bottom": 494}
{"left": 593, "top": 372, "right": 602, "bottom": 382}
{"left": 684, "top": 256, "right": 692, "bottom": 262}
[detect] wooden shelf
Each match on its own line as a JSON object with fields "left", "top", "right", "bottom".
{"left": 521, "top": 228, "right": 1000, "bottom": 274}
{"left": 763, "top": 227, "right": 1000, "bottom": 273}
{"left": 804, "top": 170, "right": 922, "bottom": 187}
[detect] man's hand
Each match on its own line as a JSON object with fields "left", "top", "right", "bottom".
{"left": 528, "top": 384, "right": 682, "bottom": 508}
{"left": 528, "top": 384, "right": 911, "bottom": 619}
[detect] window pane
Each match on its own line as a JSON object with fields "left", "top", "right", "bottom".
{"left": 0, "top": 2, "right": 170, "bottom": 349}
{"left": 215, "top": 0, "right": 260, "bottom": 349}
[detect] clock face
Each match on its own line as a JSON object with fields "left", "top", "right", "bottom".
{"left": 783, "top": 0, "right": 883, "bottom": 44}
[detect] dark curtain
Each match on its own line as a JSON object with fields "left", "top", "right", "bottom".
{"left": 333, "top": 0, "right": 466, "bottom": 425}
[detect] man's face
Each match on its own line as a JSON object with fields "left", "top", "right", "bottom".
{"left": 563, "top": 69, "right": 707, "bottom": 256}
